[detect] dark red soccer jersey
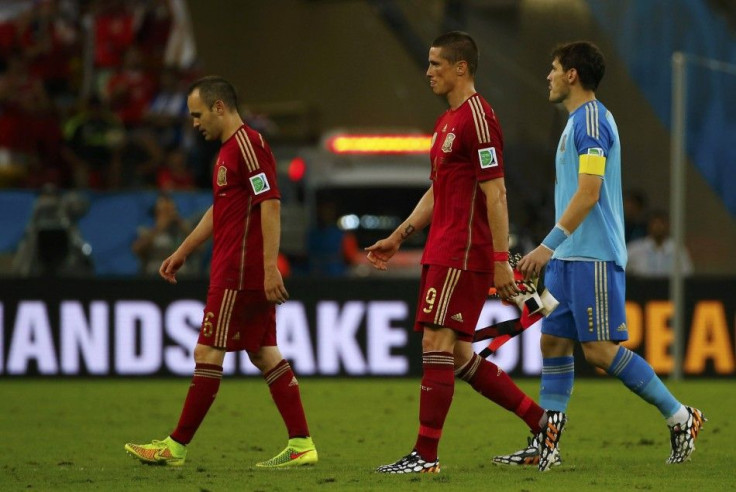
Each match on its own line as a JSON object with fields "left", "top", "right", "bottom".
{"left": 421, "top": 93, "right": 505, "bottom": 272}
{"left": 210, "top": 124, "right": 281, "bottom": 290}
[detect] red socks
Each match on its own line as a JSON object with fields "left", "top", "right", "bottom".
{"left": 457, "top": 353, "right": 544, "bottom": 433}
{"left": 171, "top": 363, "right": 223, "bottom": 444}
{"left": 414, "top": 351, "right": 455, "bottom": 461}
{"left": 264, "top": 359, "right": 310, "bottom": 438}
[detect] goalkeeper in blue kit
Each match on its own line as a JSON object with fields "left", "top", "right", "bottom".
{"left": 493, "top": 41, "right": 705, "bottom": 471}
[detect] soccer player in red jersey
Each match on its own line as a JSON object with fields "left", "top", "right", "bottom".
{"left": 125, "top": 76, "right": 317, "bottom": 468}
{"left": 367, "top": 32, "right": 553, "bottom": 473}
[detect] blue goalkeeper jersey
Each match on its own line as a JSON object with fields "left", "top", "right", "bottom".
{"left": 553, "top": 100, "right": 627, "bottom": 268}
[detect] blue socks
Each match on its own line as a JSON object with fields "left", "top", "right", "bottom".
{"left": 540, "top": 356, "right": 575, "bottom": 412}
{"left": 607, "top": 346, "right": 681, "bottom": 418}
{"left": 540, "top": 347, "right": 682, "bottom": 420}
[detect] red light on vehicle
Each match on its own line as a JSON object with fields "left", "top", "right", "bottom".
{"left": 288, "top": 157, "right": 306, "bottom": 181}
{"left": 326, "top": 134, "right": 432, "bottom": 154}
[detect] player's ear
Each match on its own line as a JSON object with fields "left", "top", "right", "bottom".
{"left": 456, "top": 61, "right": 467, "bottom": 76}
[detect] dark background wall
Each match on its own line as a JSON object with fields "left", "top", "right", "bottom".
{"left": 186, "top": 0, "right": 736, "bottom": 274}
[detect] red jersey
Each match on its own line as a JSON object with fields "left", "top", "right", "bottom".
{"left": 421, "top": 93, "right": 505, "bottom": 272}
{"left": 210, "top": 124, "right": 281, "bottom": 290}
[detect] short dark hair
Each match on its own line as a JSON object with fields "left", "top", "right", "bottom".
{"left": 187, "top": 76, "right": 239, "bottom": 110}
{"left": 432, "top": 31, "right": 479, "bottom": 76}
{"left": 551, "top": 41, "right": 606, "bottom": 91}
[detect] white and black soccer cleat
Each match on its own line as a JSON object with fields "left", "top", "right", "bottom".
{"left": 492, "top": 433, "right": 562, "bottom": 467}
{"left": 538, "top": 410, "right": 567, "bottom": 472}
{"left": 667, "top": 406, "right": 707, "bottom": 464}
{"left": 376, "top": 450, "right": 440, "bottom": 474}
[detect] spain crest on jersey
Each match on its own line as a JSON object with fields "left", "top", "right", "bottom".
{"left": 217, "top": 165, "right": 227, "bottom": 186}
{"left": 442, "top": 133, "right": 456, "bottom": 153}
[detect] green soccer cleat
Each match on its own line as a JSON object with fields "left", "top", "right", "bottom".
{"left": 124, "top": 436, "right": 187, "bottom": 466}
{"left": 256, "top": 437, "right": 318, "bottom": 468}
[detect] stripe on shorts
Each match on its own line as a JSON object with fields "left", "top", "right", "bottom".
{"left": 594, "top": 262, "right": 609, "bottom": 340}
{"left": 434, "top": 268, "right": 461, "bottom": 326}
{"left": 215, "top": 289, "right": 237, "bottom": 347}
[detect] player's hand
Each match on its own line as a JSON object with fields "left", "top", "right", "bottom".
{"left": 159, "top": 252, "right": 186, "bottom": 284}
{"left": 364, "top": 238, "right": 400, "bottom": 271}
{"left": 493, "top": 261, "right": 519, "bottom": 300}
{"left": 517, "top": 245, "right": 553, "bottom": 280}
{"left": 264, "top": 265, "right": 289, "bottom": 305}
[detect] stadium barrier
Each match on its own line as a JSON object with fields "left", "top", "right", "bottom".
{"left": 0, "top": 277, "right": 733, "bottom": 378}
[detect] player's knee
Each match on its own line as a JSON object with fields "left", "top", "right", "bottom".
{"left": 247, "top": 350, "right": 267, "bottom": 371}
{"left": 581, "top": 342, "right": 615, "bottom": 369}
{"left": 452, "top": 343, "right": 474, "bottom": 369}
{"left": 247, "top": 346, "right": 282, "bottom": 373}
{"left": 421, "top": 325, "right": 455, "bottom": 353}
{"left": 540, "top": 334, "right": 573, "bottom": 357}
{"left": 193, "top": 344, "right": 225, "bottom": 365}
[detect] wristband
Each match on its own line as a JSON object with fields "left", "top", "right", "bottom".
{"left": 492, "top": 251, "right": 509, "bottom": 262}
{"left": 541, "top": 224, "right": 570, "bottom": 251}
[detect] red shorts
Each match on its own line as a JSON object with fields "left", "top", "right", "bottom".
{"left": 197, "top": 286, "right": 276, "bottom": 352}
{"left": 414, "top": 265, "right": 492, "bottom": 342}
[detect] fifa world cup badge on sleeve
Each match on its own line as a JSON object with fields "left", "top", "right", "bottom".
{"left": 478, "top": 147, "right": 498, "bottom": 169}
{"left": 250, "top": 172, "right": 271, "bottom": 195}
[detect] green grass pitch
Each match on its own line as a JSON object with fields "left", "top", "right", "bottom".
{"left": 0, "top": 378, "right": 732, "bottom": 491}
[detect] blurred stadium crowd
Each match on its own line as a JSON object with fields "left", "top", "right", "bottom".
{"left": 0, "top": 0, "right": 215, "bottom": 191}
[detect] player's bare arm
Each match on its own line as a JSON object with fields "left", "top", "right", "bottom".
{"left": 479, "top": 178, "right": 518, "bottom": 299}
{"left": 160, "top": 206, "right": 214, "bottom": 284}
{"left": 365, "top": 187, "right": 434, "bottom": 270}
{"left": 518, "top": 173, "right": 602, "bottom": 278}
{"left": 261, "top": 199, "right": 289, "bottom": 304}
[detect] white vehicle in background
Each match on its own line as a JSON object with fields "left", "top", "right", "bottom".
{"left": 279, "top": 129, "right": 432, "bottom": 277}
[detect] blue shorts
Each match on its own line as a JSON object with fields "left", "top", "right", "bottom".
{"left": 542, "top": 259, "right": 628, "bottom": 343}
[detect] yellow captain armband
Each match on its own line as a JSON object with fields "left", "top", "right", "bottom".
{"left": 579, "top": 149, "right": 606, "bottom": 176}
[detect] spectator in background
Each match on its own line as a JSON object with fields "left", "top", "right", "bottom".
{"left": 623, "top": 188, "right": 648, "bottom": 244}
{"left": 307, "top": 199, "right": 358, "bottom": 276}
{"left": 156, "top": 147, "right": 195, "bottom": 191}
{"left": 105, "top": 46, "right": 156, "bottom": 128}
{"left": 116, "top": 130, "right": 163, "bottom": 188}
{"left": 87, "top": 0, "right": 139, "bottom": 93}
{"left": 135, "top": 0, "right": 173, "bottom": 70}
{"left": 16, "top": 0, "right": 80, "bottom": 108}
{"left": 61, "top": 95, "right": 124, "bottom": 189}
{"left": 627, "top": 210, "right": 693, "bottom": 277}
{"left": 132, "top": 192, "right": 192, "bottom": 276}
{"left": 144, "top": 65, "right": 189, "bottom": 149}
{"left": 162, "top": 0, "right": 197, "bottom": 70}
{"left": 0, "top": 53, "right": 68, "bottom": 188}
